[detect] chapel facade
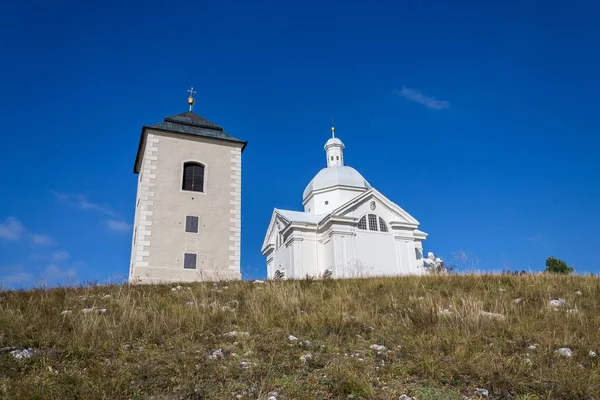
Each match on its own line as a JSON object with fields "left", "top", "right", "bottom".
{"left": 129, "top": 91, "right": 246, "bottom": 283}
{"left": 262, "top": 127, "right": 429, "bottom": 279}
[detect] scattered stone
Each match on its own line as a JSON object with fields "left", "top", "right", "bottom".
{"left": 575, "top": 290, "right": 583, "bottom": 296}
{"left": 185, "top": 301, "right": 195, "bottom": 307}
{"left": 101, "top": 294, "right": 111, "bottom": 299}
{"left": 369, "top": 344, "right": 387, "bottom": 352}
{"left": 221, "top": 306, "right": 235, "bottom": 312}
{"left": 10, "top": 349, "right": 34, "bottom": 359}
{"left": 549, "top": 298, "right": 566, "bottom": 307}
{"left": 267, "top": 397, "right": 277, "bottom": 400}
{"left": 60, "top": 310, "right": 72, "bottom": 315}
{"left": 555, "top": 347, "right": 574, "bottom": 358}
{"left": 589, "top": 350, "right": 597, "bottom": 358}
{"left": 439, "top": 308, "right": 452, "bottom": 316}
{"left": 566, "top": 308, "right": 579, "bottom": 314}
{"left": 171, "top": 285, "right": 184, "bottom": 291}
{"left": 480, "top": 311, "right": 505, "bottom": 320}
{"left": 96, "top": 308, "right": 108, "bottom": 313}
{"left": 300, "top": 339, "right": 312, "bottom": 347}
{"left": 528, "top": 344, "right": 537, "bottom": 350}
{"left": 81, "top": 308, "right": 95, "bottom": 313}
{"left": 288, "top": 335, "right": 298, "bottom": 341}
{"left": 0, "top": 346, "right": 16, "bottom": 353}
{"left": 399, "top": 395, "right": 413, "bottom": 400}
{"left": 512, "top": 298, "right": 522, "bottom": 304}
{"left": 300, "top": 353, "right": 313, "bottom": 362}
{"left": 223, "top": 331, "right": 250, "bottom": 337}
{"left": 474, "top": 388, "right": 489, "bottom": 397}
{"left": 267, "top": 391, "right": 279, "bottom": 399}
{"left": 208, "top": 349, "right": 224, "bottom": 360}
{"left": 254, "top": 280, "right": 265, "bottom": 284}
{"left": 240, "top": 361, "right": 253, "bottom": 369}
{"left": 498, "top": 288, "right": 505, "bottom": 292}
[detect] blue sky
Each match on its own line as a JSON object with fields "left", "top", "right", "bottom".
{"left": 1, "top": 0, "right": 599, "bottom": 288}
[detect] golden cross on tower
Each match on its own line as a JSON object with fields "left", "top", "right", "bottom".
{"left": 187, "top": 87, "right": 196, "bottom": 111}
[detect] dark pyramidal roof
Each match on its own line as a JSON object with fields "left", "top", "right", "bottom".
{"left": 134, "top": 111, "right": 246, "bottom": 173}
{"left": 148, "top": 111, "right": 245, "bottom": 145}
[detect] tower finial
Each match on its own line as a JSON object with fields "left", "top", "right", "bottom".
{"left": 331, "top": 117, "right": 335, "bottom": 138}
{"left": 187, "top": 87, "right": 196, "bottom": 111}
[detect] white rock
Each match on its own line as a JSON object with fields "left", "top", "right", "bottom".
{"left": 300, "top": 340, "right": 312, "bottom": 347}
{"left": 171, "top": 285, "right": 183, "bottom": 291}
{"left": 498, "top": 288, "right": 505, "bottom": 292}
{"left": 96, "top": 308, "right": 108, "bottom": 313}
{"left": 589, "top": 350, "right": 597, "bottom": 358}
{"left": 288, "top": 335, "right": 298, "bottom": 341}
{"left": 267, "top": 391, "right": 279, "bottom": 397}
{"left": 369, "top": 344, "right": 387, "bottom": 352}
{"left": 528, "top": 345, "right": 537, "bottom": 350}
{"left": 185, "top": 301, "right": 195, "bottom": 307}
{"left": 208, "top": 349, "right": 224, "bottom": 360}
{"left": 549, "top": 298, "right": 566, "bottom": 307}
{"left": 101, "top": 295, "right": 111, "bottom": 299}
{"left": 60, "top": 310, "right": 72, "bottom": 315}
{"left": 223, "top": 331, "right": 250, "bottom": 337}
{"left": 566, "top": 308, "right": 579, "bottom": 314}
{"left": 300, "top": 353, "right": 313, "bottom": 362}
{"left": 81, "top": 308, "right": 95, "bottom": 313}
{"left": 399, "top": 395, "right": 413, "bottom": 400}
{"left": 267, "top": 397, "right": 277, "bottom": 400}
{"left": 512, "top": 298, "right": 522, "bottom": 304}
{"left": 439, "top": 308, "right": 452, "bottom": 316}
{"left": 575, "top": 290, "right": 583, "bottom": 296}
{"left": 474, "top": 388, "right": 489, "bottom": 397}
{"left": 254, "top": 280, "right": 265, "bottom": 284}
{"left": 10, "top": 349, "right": 34, "bottom": 359}
{"left": 240, "top": 361, "right": 253, "bottom": 369}
{"left": 480, "top": 311, "right": 505, "bottom": 320}
{"left": 555, "top": 347, "right": 574, "bottom": 358}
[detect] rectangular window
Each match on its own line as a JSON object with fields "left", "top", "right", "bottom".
{"left": 184, "top": 253, "right": 197, "bottom": 269}
{"left": 185, "top": 216, "right": 199, "bottom": 233}
{"left": 368, "top": 214, "right": 378, "bottom": 231}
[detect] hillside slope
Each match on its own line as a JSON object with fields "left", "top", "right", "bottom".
{"left": 1, "top": 275, "right": 599, "bottom": 399}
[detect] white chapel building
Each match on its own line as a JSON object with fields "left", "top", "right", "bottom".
{"left": 262, "top": 127, "right": 431, "bottom": 279}
{"left": 129, "top": 90, "right": 246, "bottom": 284}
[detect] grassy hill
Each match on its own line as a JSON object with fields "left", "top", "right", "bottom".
{"left": 1, "top": 275, "right": 599, "bottom": 399}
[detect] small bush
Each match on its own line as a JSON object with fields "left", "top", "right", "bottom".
{"left": 545, "top": 257, "right": 573, "bottom": 274}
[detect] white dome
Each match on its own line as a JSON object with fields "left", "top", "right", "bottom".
{"left": 303, "top": 166, "right": 371, "bottom": 201}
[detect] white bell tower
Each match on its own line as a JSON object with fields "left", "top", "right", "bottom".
{"left": 325, "top": 125, "right": 344, "bottom": 167}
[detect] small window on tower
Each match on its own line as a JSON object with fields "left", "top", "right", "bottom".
{"left": 336, "top": 156, "right": 339, "bottom": 160}
{"left": 330, "top": 156, "right": 334, "bottom": 161}
{"left": 368, "top": 214, "right": 378, "bottom": 231}
{"left": 182, "top": 162, "right": 205, "bottom": 192}
{"left": 185, "top": 216, "right": 199, "bottom": 233}
{"left": 184, "top": 253, "right": 197, "bottom": 269}
{"left": 358, "top": 216, "right": 367, "bottom": 230}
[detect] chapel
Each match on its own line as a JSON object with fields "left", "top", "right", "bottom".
{"left": 129, "top": 89, "right": 246, "bottom": 284}
{"left": 261, "top": 126, "right": 431, "bottom": 279}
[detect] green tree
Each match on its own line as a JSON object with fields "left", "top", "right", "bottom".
{"left": 545, "top": 257, "right": 573, "bottom": 274}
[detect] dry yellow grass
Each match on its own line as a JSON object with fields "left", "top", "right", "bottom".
{"left": 0, "top": 274, "right": 599, "bottom": 399}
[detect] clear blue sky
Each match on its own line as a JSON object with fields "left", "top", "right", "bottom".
{"left": 1, "top": 0, "right": 599, "bottom": 288}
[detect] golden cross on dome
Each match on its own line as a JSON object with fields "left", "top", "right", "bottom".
{"left": 187, "top": 87, "right": 196, "bottom": 111}
{"left": 331, "top": 117, "right": 335, "bottom": 138}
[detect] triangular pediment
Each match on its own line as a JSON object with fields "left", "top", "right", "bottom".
{"left": 331, "top": 189, "right": 419, "bottom": 226}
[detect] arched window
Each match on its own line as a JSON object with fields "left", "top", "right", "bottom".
{"left": 378, "top": 217, "right": 388, "bottom": 232}
{"left": 182, "top": 162, "right": 205, "bottom": 192}
{"left": 358, "top": 214, "right": 389, "bottom": 232}
{"left": 358, "top": 216, "right": 367, "bottom": 230}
